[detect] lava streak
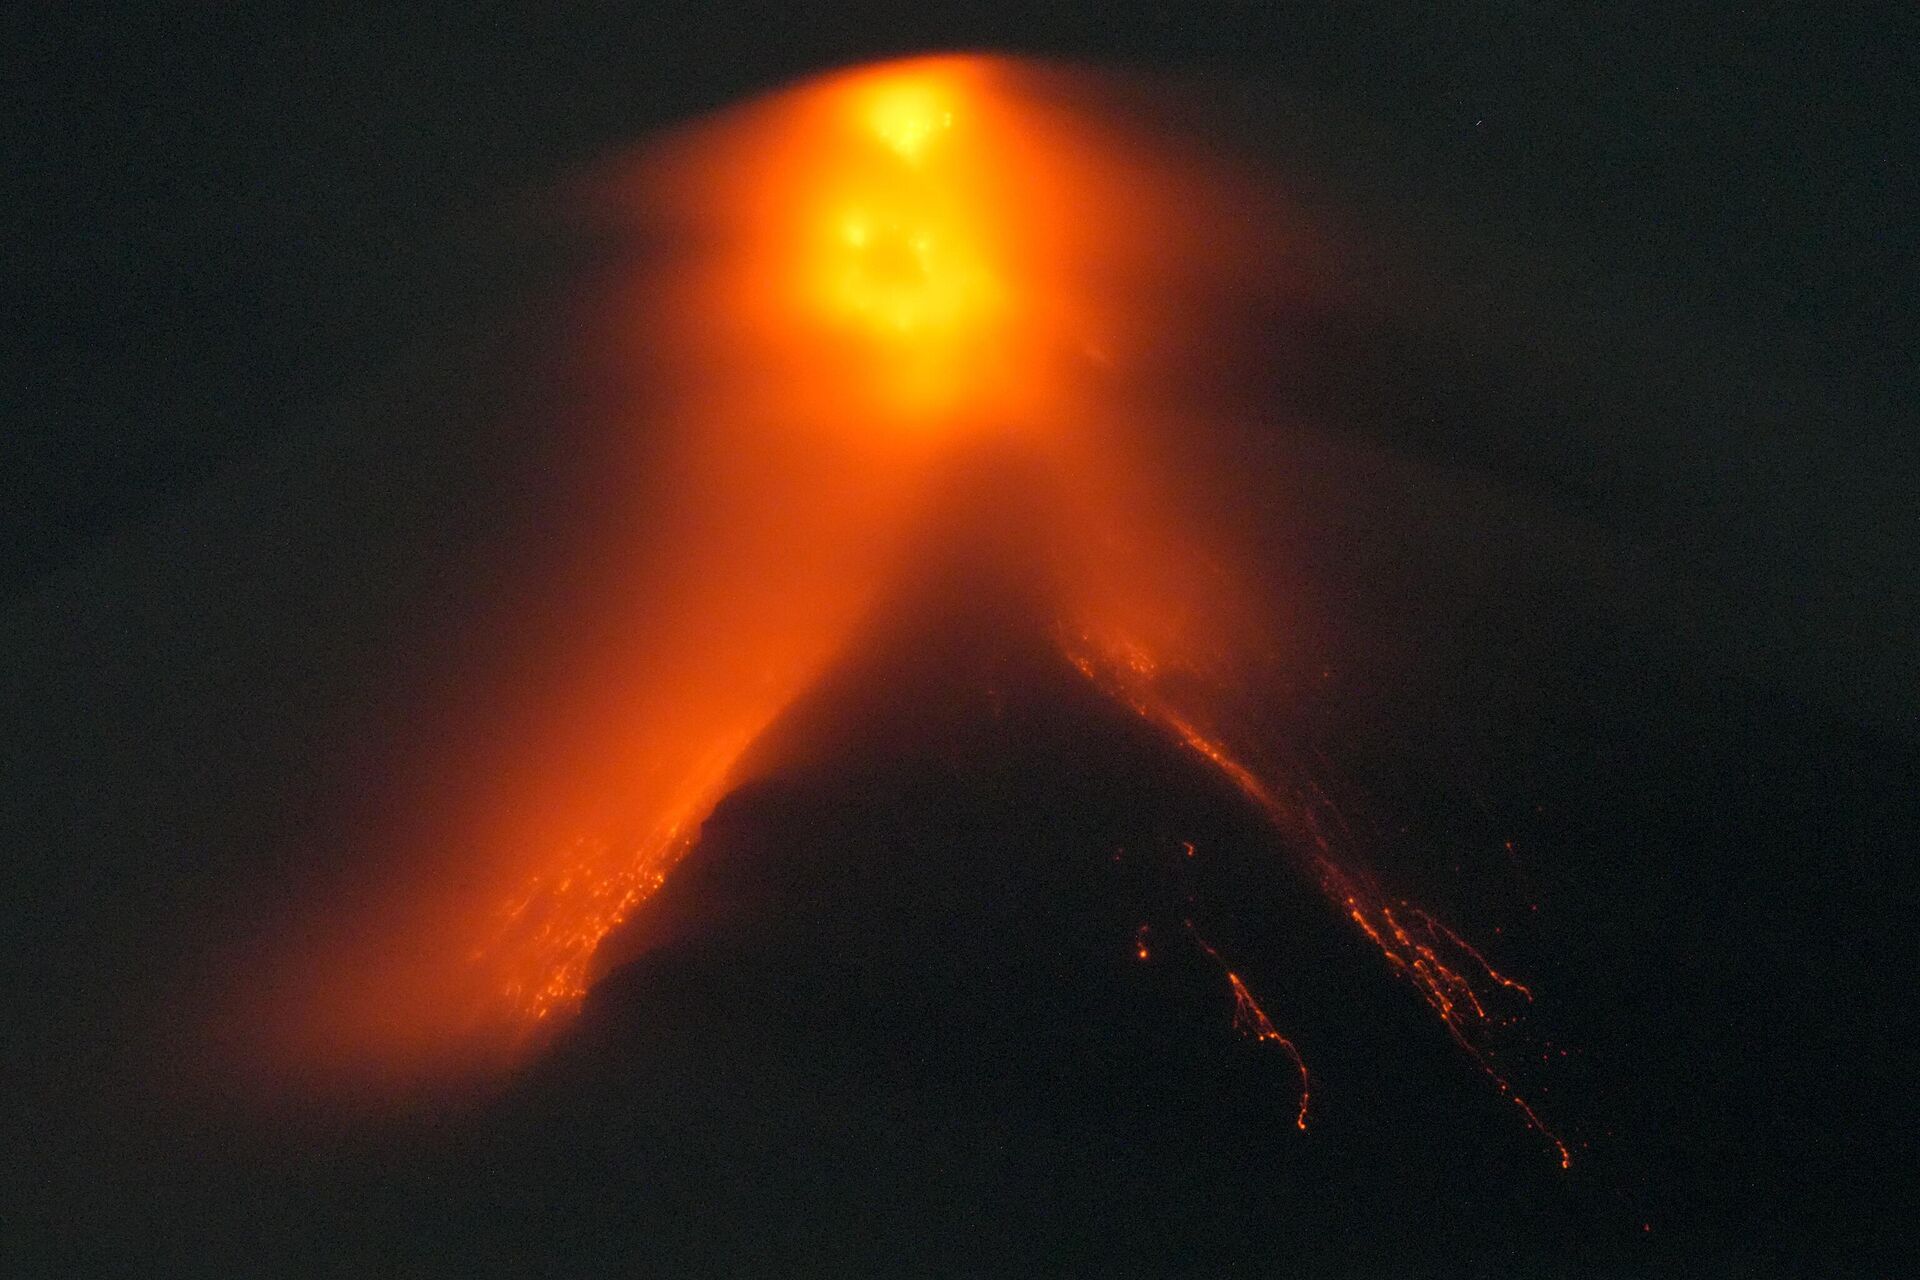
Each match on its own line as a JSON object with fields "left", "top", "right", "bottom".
{"left": 1067, "top": 631, "right": 1572, "bottom": 1168}
{"left": 478, "top": 721, "right": 767, "bottom": 1021}
{"left": 1190, "top": 924, "right": 1311, "bottom": 1131}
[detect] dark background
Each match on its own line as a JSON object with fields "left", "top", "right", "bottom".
{"left": 7, "top": 4, "right": 1915, "bottom": 1275}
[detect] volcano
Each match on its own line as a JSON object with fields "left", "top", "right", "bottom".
{"left": 321, "top": 447, "right": 1605, "bottom": 1274}
{"left": 9, "top": 39, "right": 1912, "bottom": 1280}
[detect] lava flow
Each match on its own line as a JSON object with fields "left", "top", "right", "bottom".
{"left": 1068, "top": 636, "right": 1573, "bottom": 1168}
{"left": 1189, "top": 922, "right": 1312, "bottom": 1132}
{"left": 257, "top": 56, "right": 1571, "bottom": 1166}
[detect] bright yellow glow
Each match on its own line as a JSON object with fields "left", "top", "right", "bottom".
{"left": 866, "top": 79, "right": 955, "bottom": 162}
{"left": 797, "top": 66, "right": 1012, "bottom": 418}
{"left": 822, "top": 205, "right": 999, "bottom": 338}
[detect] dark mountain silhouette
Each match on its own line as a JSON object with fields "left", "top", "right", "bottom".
{"left": 359, "top": 447, "right": 1617, "bottom": 1276}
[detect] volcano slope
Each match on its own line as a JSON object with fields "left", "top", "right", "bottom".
{"left": 310, "top": 463, "right": 1613, "bottom": 1278}
{"left": 9, "top": 413, "right": 1910, "bottom": 1278}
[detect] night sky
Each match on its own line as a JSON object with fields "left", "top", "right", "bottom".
{"left": 8, "top": 6, "right": 1915, "bottom": 1276}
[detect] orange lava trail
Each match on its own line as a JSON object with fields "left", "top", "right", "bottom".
{"left": 1188, "top": 924, "right": 1311, "bottom": 1131}
{"left": 478, "top": 721, "right": 770, "bottom": 1022}
{"left": 1067, "top": 630, "right": 1571, "bottom": 1169}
